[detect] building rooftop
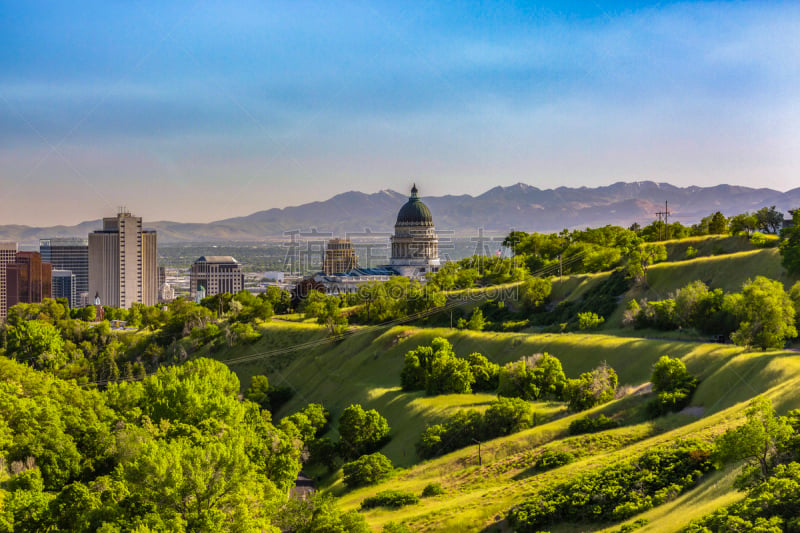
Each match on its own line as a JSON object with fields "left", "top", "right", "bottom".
{"left": 195, "top": 255, "right": 240, "bottom": 264}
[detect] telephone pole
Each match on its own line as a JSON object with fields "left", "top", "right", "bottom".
{"left": 655, "top": 201, "right": 671, "bottom": 241}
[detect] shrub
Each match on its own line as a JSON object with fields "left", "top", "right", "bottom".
{"left": 568, "top": 414, "right": 620, "bottom": 435}
{"left": 577, "top": 311, "right": 604, "bottom": 330}
{"left": 565, "top": 363, "right": 618, "bottom": 411}
{"left": 382, "top": 523, "right": 412, "bottom": 533}
{"left": 647, "top": 356, "right": 698, "bottom": 417}
{"left": 342, "top": 453, "right": 393, "bottom": 488}
{"left": 360, "top": 490, "right": 419, "bottom": 510}
{"left": 497, "top": 353, "right": 566, "bottom": 401}
{"left": 338, "top": 404, "right": 391, "bottom": 460}
{"left": 421, "top": 482, "right": 445, "bottom": 497}
{"left": 533, "top": 449, "right": 575, "bottom": 471}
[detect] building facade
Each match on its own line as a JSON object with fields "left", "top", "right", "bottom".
{"left": 52, "top": 270, "right": 78, "bottom": 309}
{"left": 323, "top": 238, "right": 359, "bottom": 275}
{"left": 40, "top": 237, "right": 89, "bottom": 308}
{"left": 389, "top": 184, "right": 440, "bottom": 277}
{"left": 0, "top": 242, "right": 19, "bottom": 321}
{"left": 190, "top": 256, "right": 244, "bottom": 301}
{"left": 89, "top": 211, "right": 158, "bottom": 308}
{"left": 6, "top": 252, "right": 52, "bottom": 309}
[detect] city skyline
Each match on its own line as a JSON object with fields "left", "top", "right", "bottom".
{"left": 2, "top": 1, "right": 799, "bottom": 225}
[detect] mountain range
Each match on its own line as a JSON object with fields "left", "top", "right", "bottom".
{"left": 4, "top": 181, "right": 800, "bottom": 244}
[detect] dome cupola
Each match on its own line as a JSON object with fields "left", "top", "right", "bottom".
{"left": 395, "top": 183, "right": 433, "bottom": 226}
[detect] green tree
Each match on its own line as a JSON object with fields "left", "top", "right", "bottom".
{"left": 464, "top": 352, "right": 500, "bottom": 392}
{"left": 756, "top": 205, "right": 784, "bottom": 234}
{"left": 625, "top": 243, "right": 667, "bottom": 286}
{"left": 780, "top": 209, "right": 800, "bottom": 276}
{"left": 519, "top": 277, "right": 552, "bottom": 309}
{"left": 731, "top": 276, "right": 797, "bottom": 350}
{"left": 565, "top": 362, "right": 618, "bottom": 411}
{"left": 498, "top": 353, "right": 566, "bottom": 401}
{"left": 577, "top": 311, "right": 604, "bottom": 330}
{"left": 465, "top": 308, "right": 485, "bottom": 331}
{"left": 342, "top": 453, "right": 393, "bottom": 488}
{"left": 708, "top": 211, "right": 728, "bottom": 234}
{"left": 5, "top": 320, "right": 66, "bottom": 370}
{"left": 338, "top": 404, "right": 390, "bottom": 460}
{"left": 715, "top": 396, "right": 793, "bottom": 482}
{"left": 304, "top": 291, "right": 348, "bottom": 335}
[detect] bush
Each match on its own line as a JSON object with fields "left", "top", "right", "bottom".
{"left": 568, "top": 414, "right": 620, "bottom": 435}
{"left": 361, "top": 490, "right": 419, "bottom": 510}
{"left": 421, "top": 482, "right": 445, "bottom": 497}
{"left": 382, "top": 523, "right": 412, "bottom": 533}
{"left": 509, "top": 440, "right": 714, "bottom": 531}
{"left": 533, "top": 449, "right": 575, "bottom": 471}
{"left": 338, "top": 404, "right": 391, "bottom": 460}
{"left": 497, "top": 353, "right": 566, "bottom": 401}
{"left": 342, "top": 453, "right": 393, "bottom": 488}
{"left": 565, "top": 363, "right": 618, "bottom": 411}
{"left": 577, "top": 311, "right": 604, "bottom": 330}
{"left": 647, "top": 356, "right": 698, "bottom": 417}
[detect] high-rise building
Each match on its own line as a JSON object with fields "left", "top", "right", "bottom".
{"left": 40, "top": 237, "right": 89, "bottom": 308}
{"left": 190, "top": 256, "right": 244, "bottom": 301}
{"left": 323, "top": 238, "right": 359, "bottom": 275}
{"left": 6, "top": 252, "right": 52, "bottom": 309}
{"left": 52, "top": 270, "right": 78, "bottom": 309}
{"left": 89, "top": 211, "right": 158, "bottom": 308}
{"left": 0, "top": 242, "right": 18, "bottom": 321}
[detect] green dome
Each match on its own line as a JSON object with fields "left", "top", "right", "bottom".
{"left": 396, "top": 184, "right": 434, "bottom": 226}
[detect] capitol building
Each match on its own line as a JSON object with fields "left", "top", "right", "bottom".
{"left": 311, "top": 184, "right": 440, "bottom": 293}
{"left": 389, "top": 184, "right": 441, "bottom": 277}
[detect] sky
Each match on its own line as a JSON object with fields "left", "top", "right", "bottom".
{"left": 1, "top": 1, "right": 798, "bottom": 226}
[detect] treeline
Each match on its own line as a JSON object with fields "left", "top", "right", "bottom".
{"left": 627, "top": 276, "right": 798, "bottom": 350}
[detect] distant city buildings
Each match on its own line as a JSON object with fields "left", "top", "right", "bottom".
{"left": 88, "top": 211, "right": 158, "bottom": 308}
{"left": 5, "top": 251, "right": 52, "bottom": 309}
{"left": 190, "top": 256, "right": 244, "bottom": 302}
{"left": 0, "top": 242, "right": 19, "bottom": 321}
{"left": 40, "top": 237, "right": 89, "bottom": 308}
{"left": 323, "top": 238, "right": 358, "bottom": 275}
{"left": 52, "top": 270, "right": 77, "bottom": 308}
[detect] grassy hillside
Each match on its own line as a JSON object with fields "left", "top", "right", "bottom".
{"left": 209, "top": 318, "right": 800, "bottom": 532}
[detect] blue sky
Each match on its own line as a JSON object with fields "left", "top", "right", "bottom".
{"left": 1, "top": 1, "right": 798, "bottom": 225}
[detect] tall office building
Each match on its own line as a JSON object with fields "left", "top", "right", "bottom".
{"left": 190, "top": 256, "right": 244, "bottom": 301}
{"left": 40, "top": 237, "right": 89, "bottom": 308}
{"left": 6, "top": 252, "right": 52, "bottom": 309}
{"left": 89, "top": 211, "right": 158, "bottom": 308}
{"left": 0, "top": 242, "right": 18, "bottom": 321}
{"left": 323, "top": 238, "right": 358, "bottom": 275}
{"left": 52, "top": 270, "right": 78, "bottom": 309}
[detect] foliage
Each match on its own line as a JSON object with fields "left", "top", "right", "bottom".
{"left": 519, "top": 277, "right": 552, "bottom": 309}
{"left": 565, "top": 362, "right": 618, "bottom": 412}
{"left": 508, "top": 440, "right": 715, "bottom": 531}
{"left": 533, "top": 449, "right": 576, "bottom": 471}
{"left": 497, "top": 353, "right": 567, "bottom": 401}
{"left": 464, "top": 308, "right": 485, "bottom": 331}
{"left": 464, "top": 352, "right": 500, "bottom": 392}
{"left": 647, "top": 356, "right": 698, "bottom": 417}
{"left": 416, "top": 397, "right": 535, "bottom": 459}
{"left": 731, "top": 276, "right": 797, "bottom": 350}
{"left": 338, "top": 404, "right": 391, "bottom": 460}
{"left": 275, "top": 493, "right": 370, "bottom": 533}
{"left": 350, "top": 277, "right": 445, "bottom": 324}
{"left": 304, "top": 290, "right": 348, "bottom": 335}
{"left": 360, "top": 490, "right": 419, "bottom": 510}
{"left": 4, "top": 320, "right": 66, "bottom": 370}
{"left": 715, "top": 397, "right": 794, "bottom": 484}
{"left": 400, "top": 338, "right": 476, "bottom": 395}
{"left": 342, "top": 453, "right": 393, "bottom": 488}
{"left": 421, "top": 482, "right": 445, "bottom": 497}
{"left": 625, "top": 243, "right": 667, "bottom": 286}
{"left": 577, "top": 311, "right": 604, "bottom": 330}
{"left": 568, "top": 414, "right": 620, "bottom": 435}
{"left": 780, "top": 209, "right": 800, "bottom": 276}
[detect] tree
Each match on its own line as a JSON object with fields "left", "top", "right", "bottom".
{"left": 304, "top": 290, "right": 348, "bottom": 335}
{"left": 729, "top": 213, "right": 758, "bottom": 236}
{"left": 519, "top": 277, "right": 552, "bottom": 309}
{"left": 465, "top": 308, "right": 485, "bottom": 331}
{"left": 756, "top": 205, "right": 784, "bottom": 234}
{"left": 708, "top": 211, "right": 728, "bottom": 234}
{"left": 497, "top": 353, "right": 566, "bottom": 401}
{"left": 625, "top": 243, "right": 667, "bottom": 286}
{"left": 338, "top": 404, "right": 390, "bottom": 460}
{"left": 464, "top": 352, "right": 500, "bottom": 392}
{"left": 780, "top": 209, "right": 800, "bottom": 276}
{"left": 5, "top": 320, "right": 67, "bottom": 370}
{"left": 648, "top": 356, "right": 698, "bottom": 416}
{"left": 342, "top": 453, "right": 393, "bottom": 488}
{"left": 731, "top": 276, "right": 797, "bottom": 350}
{"left": 565, "top": 362, "right": 618, "bottom": 411}
{"left": 577, "top": 312, "right": 604, "bottom": 330}
{"left": 715, "top": 396, "right": 793, "bottom": 483}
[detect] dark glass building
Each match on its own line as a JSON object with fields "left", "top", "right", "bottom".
{"left": 6, "top": 252, "right": 52, "bottom": 309}
{"left": 40, "top": 238, "right": 89, "bottom": 308}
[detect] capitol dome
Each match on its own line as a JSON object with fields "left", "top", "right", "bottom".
{"left": 395, "top": 184, "right": 434, "bottom": 226}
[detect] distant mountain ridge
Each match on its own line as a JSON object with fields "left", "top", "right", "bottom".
{"left": 3, "top": 181, "right": 800, "bottom": 244}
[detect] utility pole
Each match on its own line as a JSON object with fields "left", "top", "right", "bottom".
{"left": 473, "top": 439, "right": 482, "bottom": 466}
{"left": 655, "top": 201, "right": 671, "bottom": 241}
{"left": 558, "top": 254, "right": 563, "bottom": 282}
